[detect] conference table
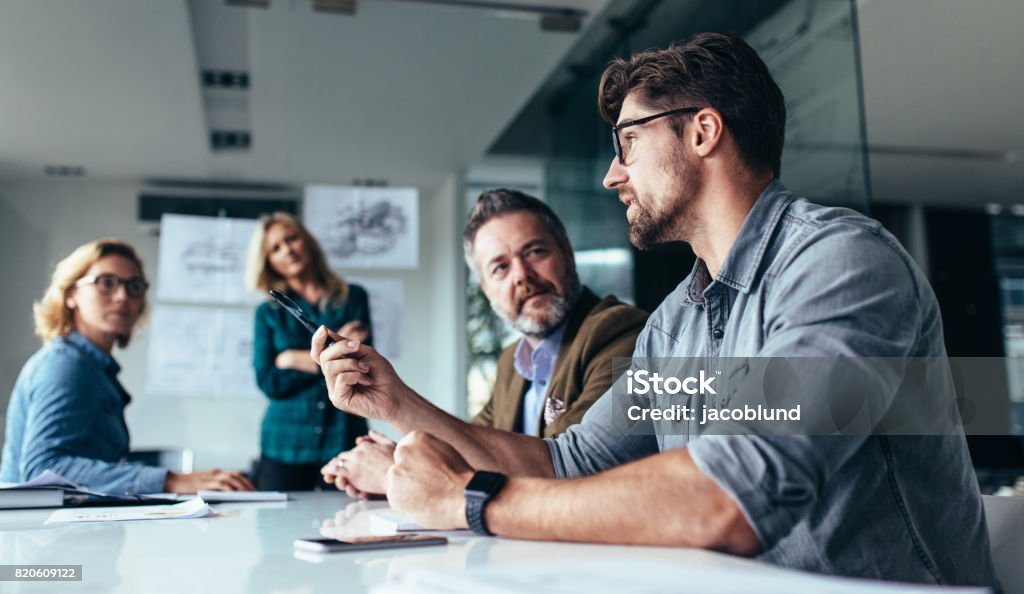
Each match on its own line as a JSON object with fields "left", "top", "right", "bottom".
{"left": 0, "top": 491, "right": 780, "bottom": 593}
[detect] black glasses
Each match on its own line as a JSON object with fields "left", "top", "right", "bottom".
{"left": 611, "top": 106, "right": 701, "bottom": 165}
{"left": 76, "top": 273, "right": 149, "bottom": 299}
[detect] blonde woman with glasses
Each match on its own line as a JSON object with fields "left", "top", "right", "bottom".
{"left": 0, "top": 238, "right": 254, "bottom": 494}
{"left": 247, "top": 213, "right": 371, "bottom": 490}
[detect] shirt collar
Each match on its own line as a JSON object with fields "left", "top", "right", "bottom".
{"left": 66, "top": 330, "right": 121, "bottom": 376}
{"left": 513, "top": 321, "right": 568, "bottom": 382}
{"left": 685, "top": 179, "right": 795, "bottom": 300}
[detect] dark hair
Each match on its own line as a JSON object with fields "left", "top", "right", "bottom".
{"left": 463, "top": 189, "right": 573, "bottom": 272}
{"left": 598, "top": 31, "right": 786, "bottom": 178}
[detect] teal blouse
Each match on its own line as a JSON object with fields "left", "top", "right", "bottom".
{"left": 252, "top": 285, "right": 371, "bottom": 464}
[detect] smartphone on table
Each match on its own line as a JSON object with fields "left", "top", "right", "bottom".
{"left": 293, "top": 534, "right": 448, "bottom": 553}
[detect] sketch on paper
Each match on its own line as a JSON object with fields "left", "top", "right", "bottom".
{"left": 348, "top": 277, "right": 403, "bottom": 360}
{"left": 303, "top": 186, "right": 419, "bottom": 269}
{"left": 328, "top": 201, "right": 407, "bottom": 258}
{"left": 145, "top": 305, "right": 262, "bottom": 399}
{"left": 181, "top": 240, "right": 242, "bottom": 274}
{"left": 156, "top": 214, "right": 262, "bottom": 305}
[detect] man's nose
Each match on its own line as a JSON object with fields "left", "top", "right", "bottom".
{"left": 510, "top": 257, "right": 536, "bottom": 285}
{"left": 603, "top": 155, "right": 627, "bottom": 190}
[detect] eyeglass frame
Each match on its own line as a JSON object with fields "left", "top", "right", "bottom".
{"left": 75, "top": 273, "right": 150, "bottom": 299}
{"left": 611, "top": 106, "right": 702, "bottom": 165}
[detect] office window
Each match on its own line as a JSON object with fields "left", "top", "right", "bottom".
{"left": 991, "top": 214, "right": 1024, "bottom": 436}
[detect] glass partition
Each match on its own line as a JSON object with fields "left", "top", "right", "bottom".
{"left": 465, "top": 0, "right": 871, "bottom": 415}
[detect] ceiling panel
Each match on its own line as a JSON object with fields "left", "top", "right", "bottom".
{"left": 0, "top": 0, "right": 208, "bottom": 179}
{"left": 858, "top": 0, "right": 1024, "bottom": 205}
{"left": 0, "top": 0, "right": 611, "bottom": 188}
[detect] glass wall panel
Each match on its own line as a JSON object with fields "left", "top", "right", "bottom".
{"left": 465, "top": 0, "right": 871, "bottom": 414}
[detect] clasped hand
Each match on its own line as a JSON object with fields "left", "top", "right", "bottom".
{"left": 311, "top": 326, "right": 477, "bottom": 529}
{"left": 320, "top": 430, "right": 395, "bottom": 498}
{"left": 387, "top": 431, "right": 473, "bottom": 530}
{"left": 321, "top": 430, "right": 474, "bottom": 529}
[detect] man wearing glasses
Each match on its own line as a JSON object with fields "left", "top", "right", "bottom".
{"left": 312, "top": 32, "right": 996, "bottom": 587}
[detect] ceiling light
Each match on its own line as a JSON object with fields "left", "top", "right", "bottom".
{"left": 314, "top": 0, "right": 357, "bottom": 14}
{"left": 380, "top": 0, "right": 586, "bottom": 33}
{"left": 540, "top": 12, "right": 582, "bottom": 32}
{"left": 226, "top": 0, "right": 270, "bottom": 8}
{"left": 43, "top": 165, "right": 86, "bottom": 177}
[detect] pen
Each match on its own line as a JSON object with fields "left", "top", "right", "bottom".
{"left": 268, "top": 290, "right": 337, "bottom": 349}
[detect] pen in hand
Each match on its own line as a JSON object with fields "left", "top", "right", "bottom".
{"left": 268, "top": 289, "right": 337, "bottom": 348}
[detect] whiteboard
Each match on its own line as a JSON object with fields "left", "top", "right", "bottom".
{"left": 156, "top": 214, "right": 262, "bottom": 305}
{"left": 348, "top": 277, "right": 403, "bottom": 360}
{"left": 303, "top": 186, "right": 419, "bottom": 269}
{"left": 145, "top": 305, "right": 262, "bottom": 399}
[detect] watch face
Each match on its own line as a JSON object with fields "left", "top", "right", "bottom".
{"left": 465, "top": 471, "right": 505, "bottom": 497}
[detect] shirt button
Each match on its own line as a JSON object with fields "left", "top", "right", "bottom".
{"left": 712, "top": 328, "right": 724, "bottom": 339}
{"left": 314, "top": 426, "right": 323, "bottom": 435}
{"left": 317, "top": 401, "right": 326, "bottom": 410}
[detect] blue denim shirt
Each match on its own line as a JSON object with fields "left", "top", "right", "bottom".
{"left": 0, "top": 331, "right": 167, "bottom": 493}
{"left": 547, "top": 181, "right": 996, "bottom": 587}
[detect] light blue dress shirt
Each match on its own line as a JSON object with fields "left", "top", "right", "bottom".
{"left": 545, "top": 180, "right": 996, "bottom": 587}
{"left": 0, "top": 331, "right": 167, "bottom": 493}
{"left": 513, "top": 322, "right": 567, "bottom": 436}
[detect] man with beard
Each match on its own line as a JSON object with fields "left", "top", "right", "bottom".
{"left": 320, "top": 189, "right": 647, "bottom": 497}
{"left": 311, "top": 32, "right": 996, "bottom": 587}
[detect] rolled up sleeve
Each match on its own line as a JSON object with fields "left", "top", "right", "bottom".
{"left": 546, "top": 386, "right": 659, "bottom": 478}
{"left": 688, "top": 435, "right": 861, "bottom": 549}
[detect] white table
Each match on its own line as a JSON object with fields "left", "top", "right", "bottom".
{"left": 0, "top": 491, "right": 769, "bottom": 593}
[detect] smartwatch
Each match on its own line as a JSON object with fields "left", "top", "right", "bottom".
{"left": 464, "top": 470, "right": 506, "bottom": 536}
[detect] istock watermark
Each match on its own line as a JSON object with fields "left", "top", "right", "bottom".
{"left": 607, "top": 357, "right": 1011, "bottom": 437}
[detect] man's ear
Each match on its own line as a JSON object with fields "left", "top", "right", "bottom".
{"left": 692, "top": 108, "right": 725, "bottom": 157}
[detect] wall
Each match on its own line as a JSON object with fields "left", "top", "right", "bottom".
{"left": 0, "top": 175, "right": 465, "bottom": 471}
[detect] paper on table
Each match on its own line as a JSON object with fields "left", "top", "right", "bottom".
{"left": 369, "top": 511, "right": 474, "bottom": 536}
{"left": 370, "top": 511, "right": 428, "bottom": 532}
{"left": 44, "top": 496, "right": 214, "bottom": 524}
{"left": 197, "top": 490, "right": 287, "bottom": 502}
{"left": 375, "top": 557, "right": 992, "bottom": 594}
{"left": 151, "top": 491, "right": 288, "bottom": 503}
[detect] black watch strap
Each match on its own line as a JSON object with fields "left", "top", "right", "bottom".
{"left": 465, "top": 470, "right": 506, "bottom": 536}
{"left": 466, "top": 492, "right": 492, "bottom": 536}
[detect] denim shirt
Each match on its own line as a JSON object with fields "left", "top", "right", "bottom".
{"left": 0, "top": 331, "right": 167, "bottom": 493}
{"left": 547, "top": 181, "right": 996, "bottom": 587}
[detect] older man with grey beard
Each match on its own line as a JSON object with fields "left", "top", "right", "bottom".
{"left": 320, "top": 189, "right": 647, "bottom": 497}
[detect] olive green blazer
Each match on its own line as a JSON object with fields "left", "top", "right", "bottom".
{"left": 471, "top": 287, "right": 648, "bottom": 438}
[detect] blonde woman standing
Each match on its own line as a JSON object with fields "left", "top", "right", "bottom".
{"left": 0, "top": 238, "right": 254, "bottom": 493}
{"left": 247, "top": 213, "right": 371, "bottom": 490}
